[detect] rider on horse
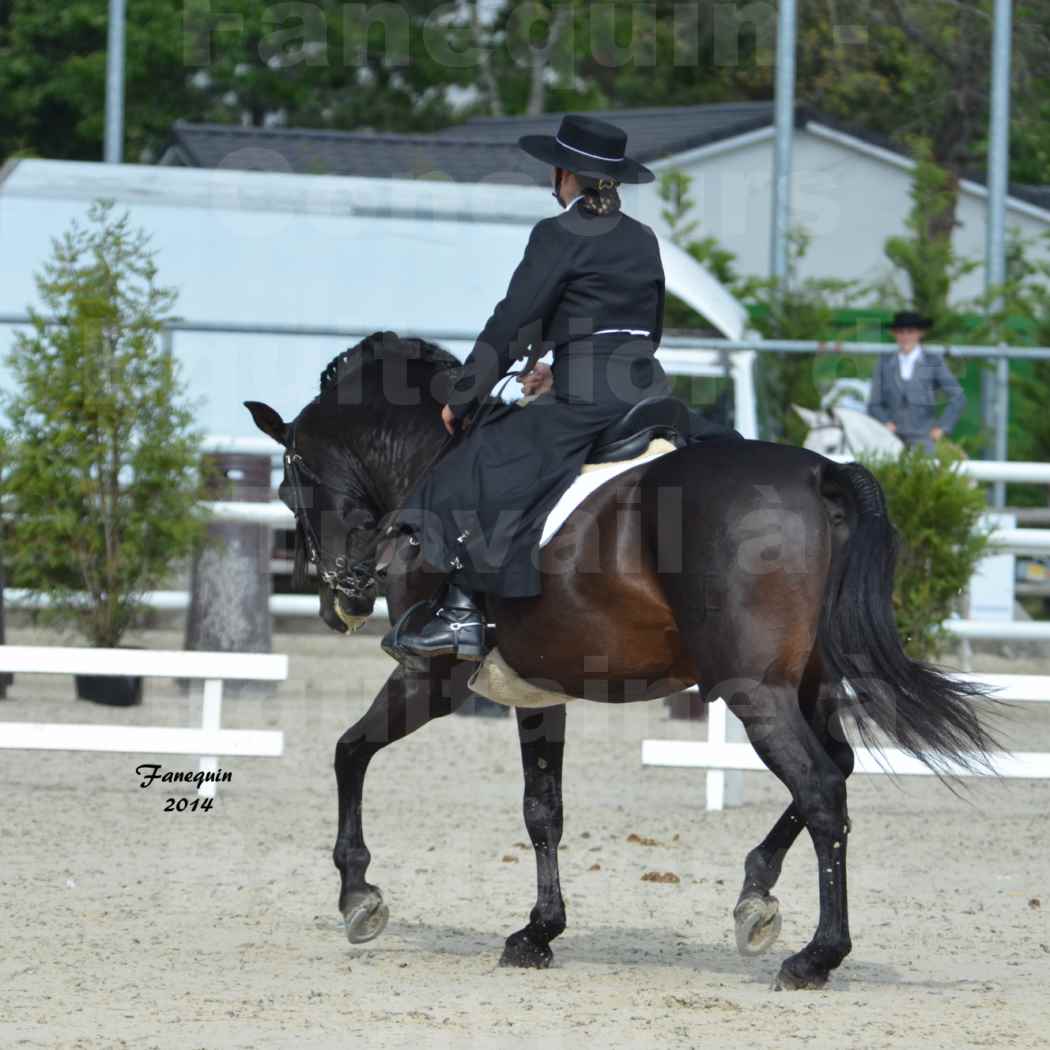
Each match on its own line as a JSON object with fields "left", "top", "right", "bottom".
{"left": 382, "top": 114, "right": 668, "bottom": 664}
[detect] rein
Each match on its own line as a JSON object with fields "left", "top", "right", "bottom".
{"left": 284, "top": 421, "right": 382, "bottom": 602}
{"left": 375, "top": 362, "right": 530, "bottom": 542}
{"left": 290, "top": 356, "right": 544, "bottom": 578}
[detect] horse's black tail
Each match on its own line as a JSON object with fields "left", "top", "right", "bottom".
{"left": 817, "top": 461, "right": 999, "bottom": 774}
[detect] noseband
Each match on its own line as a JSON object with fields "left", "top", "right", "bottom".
{"left": 283, "top": 427, "right": 379, "bottom": 602}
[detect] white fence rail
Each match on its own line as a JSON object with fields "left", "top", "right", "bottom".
{"left": 2, "top": 588, "right": 390, "bottom": 621}
{"left": 7, "top": 449, "right": 1050, "bottom": 641}
{"left": 643, "top": 673, "right": 1050, "bottom": 811}
{"left": 6, "top": 586, "right": 1045, "bottom": 641}
{"left": 205, "top": 497, "right": 1050, "bottom": 555}
{"left": 0, "top": 647, "right": 287, "bottom": 799}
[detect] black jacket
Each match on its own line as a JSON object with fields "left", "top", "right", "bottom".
{"left": 447, "top": 199, "right": 665, "bottom": 420}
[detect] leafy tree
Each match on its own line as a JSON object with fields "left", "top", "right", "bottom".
{"left": 561, "top": 1, "right": 772, "bottom": 110}
{"left": 2, "top": 200, "right": 205, "bottom": 647}
{"left": 182, "top": 0, "right": 470, "bottom": 132}
{"left": 6, "top": 0, "right": 1050, "bottom": 191}
{"left": 799, "top": 2, "right": 1050, "bottom": 182}
{"left": 739, "top": 230, "right": 863, "bottom": 443}
{"left": 0, "top": 0, "right": 197, "bottom": 163}
{"left": 974, "top": 227, "right": 1050, "bottom": 470}
{"left": 657, "top": 169, "right": 740, "bottom": 330}
{"left": 660, "top": 170, "right": 740, "bottom": 286}
{"left": 0, "top": 0, "right": 473, "bottom": 165}
{"left": 658, "top": 169, "right": 862, "bottom": 441}
{"left": 877, "top": 142, "right": 979, "bottom": 339}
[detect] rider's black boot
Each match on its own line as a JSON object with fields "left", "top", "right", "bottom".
{"left": 381, "top": 581, "right": 487, "bottom": 663}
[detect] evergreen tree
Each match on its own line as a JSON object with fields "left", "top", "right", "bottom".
{"left": 2, "top": 200, "right": 205, "bottom": 647}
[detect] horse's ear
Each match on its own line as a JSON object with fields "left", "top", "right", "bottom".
{"left": 244, "top": 401, "right": 288, "bottom": 447}
{"left": 792, "top": 404, "right": 821, "bottom": 427}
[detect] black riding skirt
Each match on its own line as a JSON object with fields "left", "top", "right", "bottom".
{"left": 393, "top": 333, "right": 670, "bottom": 598}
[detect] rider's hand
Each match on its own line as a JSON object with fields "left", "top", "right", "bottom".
{"left": 441, "top": 404, "right": 457, "bottom": 434}
{"left": 930, "top": 425, "right": 943, "bottom": 442}
{"left": 520, "top": 362, "right": 553, "bottom": 396}
{"left": 885, "top": 421, "right": 897, "bottom": 433}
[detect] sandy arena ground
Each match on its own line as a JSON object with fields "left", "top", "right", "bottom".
{"left": 1, "top": 622, "right": 1049, "bottom": 1050}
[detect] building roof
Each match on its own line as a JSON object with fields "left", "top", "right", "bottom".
{"left": 165, "top": 108, "right": 1050, "bottom": 221}
{"left": 164, "top": 103, "right": 780, "bottom": 183}
{"left": 428, "top": 101, "right": 777, "bottom": 160}
{"left": 165, "top": 121, "right": 551, "bottom": 185}
{"left": 1012, "top": 184, "right": 1050, "bottom": 211}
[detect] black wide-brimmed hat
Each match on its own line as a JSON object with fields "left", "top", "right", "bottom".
{"left": 888, "top": 309, "right": 933, "bottom": 330}
{"left": 518, "top": 114, "right": 655, "bottom": 184}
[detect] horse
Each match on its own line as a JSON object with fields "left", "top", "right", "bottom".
{"left": 794, "top": 403, "right": 905, "bottom": 460}
{"left": 245, "top": 330, "right": 994, "bottom": 991}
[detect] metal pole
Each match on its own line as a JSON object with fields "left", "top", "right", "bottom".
{"left": 770, "top": 0, "right": 797, "bottom": 288}
{"left": 986, "top": 0, "right": 1012, "bottom": 506}
{"left": 103, "top": 0, "right": 127, "bottom": 163}
{"left": 0, "top": 546, "right": 10, "bottom": 699}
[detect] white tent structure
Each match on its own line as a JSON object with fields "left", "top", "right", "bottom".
{"left": 0, "top": 159, "right": 754, "bottom": 437}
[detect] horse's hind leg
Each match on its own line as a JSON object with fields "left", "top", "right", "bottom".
{"left": 500, "top": 704, "right": 567, "bottom": 969}
{"left": 685, "top": 631, "right": 851, "bottom": 989}
{"left": 734, "top": 682, "right": 855, "bottom": 957}
{"left": 334, "top": 657, "right": 472, "bottom": 944}
{"left": 713, "top": 669, "right": 852, "bottom": 989}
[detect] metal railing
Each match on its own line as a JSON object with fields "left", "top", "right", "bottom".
{"left": 3, "top": 315, "right": 1039, "bottom": 502}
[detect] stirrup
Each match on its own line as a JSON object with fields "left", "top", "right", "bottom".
{"left": 380, "top": 589, "right": 487, "bottom": 664}
{"left": 380, "top": 598, "right": 433, "bottom": 662}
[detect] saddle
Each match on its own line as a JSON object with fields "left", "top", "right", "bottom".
{"left": 374, "top": 396, "right": 692, "bottom": 573}
{"left": 587, "top": 395, "right": 691, "bottom": 463}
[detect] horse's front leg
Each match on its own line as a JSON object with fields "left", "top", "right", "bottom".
{"left": 334, "top": 656, "right": 472, "bottom": 943}
{"left": 500, "top": 704, "right": 567, "bottom": 969}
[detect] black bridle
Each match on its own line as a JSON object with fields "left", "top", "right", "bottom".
{"left": 283, "top": 424, "right": 380, "bottom": 602}
{"left": 805, "top": 407, "right": 856, "bottom": 457}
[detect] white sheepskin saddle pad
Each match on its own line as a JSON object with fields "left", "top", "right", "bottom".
{"left": 539, "top": 436, "right": 678, "bottom": 547}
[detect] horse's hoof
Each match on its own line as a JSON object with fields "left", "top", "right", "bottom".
{"left": 499, "top": 930, "right": 553, "bottom": 969}
{"left": 733, "top": 894, "right": 782, "bottom": 956}
{"left": 772, "top": 956, "right": 829, "bottom": 992}
{"left": 343, "top": 890, "right": 389, "bottom": 944}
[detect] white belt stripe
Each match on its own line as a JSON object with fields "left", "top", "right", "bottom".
{"left": 594, "top": 328, "right": 651, "bottom": 336}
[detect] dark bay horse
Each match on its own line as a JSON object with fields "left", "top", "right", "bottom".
{"left": 246, "top": 330, "right": 994, "bottom": 990}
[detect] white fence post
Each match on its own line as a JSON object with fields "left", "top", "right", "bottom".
{"left": 706, "top": 700, "right": 727, "bottom": 811}
{"left": 705, "top": 699, "right": 747, "bottom": 811}
{"left": 969, "top": 511, "right": 1017, "bottom": 621}
{"left": 197, "top": 678, "right": 223, "bottom": 799}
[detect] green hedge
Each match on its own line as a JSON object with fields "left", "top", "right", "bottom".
{"left": 860, "top": 444, "right": 991, "bottom": 661}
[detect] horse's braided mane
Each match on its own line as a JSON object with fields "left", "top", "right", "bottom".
{"left": 319, "top": 330, "right": 459, "bottom": 395}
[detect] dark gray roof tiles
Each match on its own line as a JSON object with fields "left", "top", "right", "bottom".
{"left": 164, "top": 112, "right": 1050, "bottom": 215}
{"left": 429, "top": 101, "right": 777, "bottom": 160}
{"left": 167, "top": 121, "right": 551, "bottom": 185}
{"left": 165, "top": 103, "right": 781, "bottom": 183}
{"left": 1011, "top": 184, "right": 1050, "bottom": 211}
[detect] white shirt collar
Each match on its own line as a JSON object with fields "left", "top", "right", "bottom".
{"left": 563, "top": 193, "right": 585, "bottom": 211}
{"left": 898, "top": 344, "right": 923, "bottom": 380}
